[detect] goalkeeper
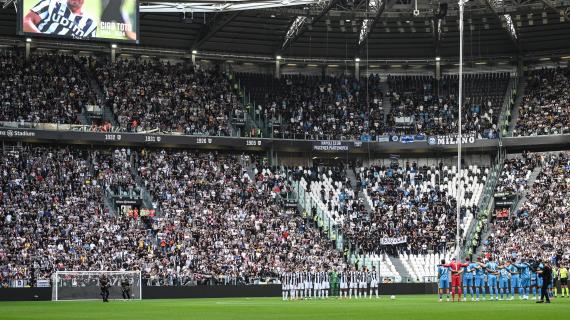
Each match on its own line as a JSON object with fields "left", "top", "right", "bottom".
{"left": 99, "top": 275, "right": 110, "bottom": 302}
{"left": 121, "top": 278, "right": 132, "bottom": 300}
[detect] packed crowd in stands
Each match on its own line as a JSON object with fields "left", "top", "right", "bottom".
{"left": 0, "top": 145, "right": 344, "bottom": 287}
{"left": 350, "top": 162, "right": 483, "bottom": 255}
{"left": 237, "top": 73, "right": 385, "bottom": 140}
{"left": 135, "top": 150, "right": 344, "bottom": 285}
{"left": 95, "top": 59, "right": 244, "bottom": 135}
{"left": 514, "top": 67, "right": 570, "bottom": 136}
{"left": 236, "top": 72, "right": 509, "bottom": 140}
{"left": 92, "top": 148, "right": 140, "bottom": 197}
{"left": 0, "top": 50, "right": 96, "bottom": 124}
{"left": 3, "top": 49, "right": 570, "bottom": 141}
{"left": 494, "top": 151, "right": 540, "bottom": 194}
{"left": 484, "top": 152, "right": 570, "bottom": 262}
{"left": 291, "top": 161, "right": 484, "bottom": 256}
{"left": 387, "top": 73, "right": 508, "bottom": 138}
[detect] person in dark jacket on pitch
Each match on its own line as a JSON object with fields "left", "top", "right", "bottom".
{"left": 536, "top": 260, "right": 552, "bottom": 303}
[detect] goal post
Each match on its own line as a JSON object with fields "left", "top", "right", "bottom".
{"left": 52, "top": 271, "right": 142, "bottom": 301}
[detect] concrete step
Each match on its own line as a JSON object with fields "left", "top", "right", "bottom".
{"left": 345, "top": 168, "right": 374, "bottom": 215}
{"left": 391, "top": 256, "right": 412, "bottom": 279}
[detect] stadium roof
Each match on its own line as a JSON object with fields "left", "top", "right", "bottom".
{"left": 1, "top": 0, "right": 570, "bottom": 61}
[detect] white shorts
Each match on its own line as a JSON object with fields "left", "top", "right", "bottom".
{"left": 298, "top": 283, "right": 304, "bottom": 290}
{"left": 340, "top": 282, "right": 348, "bottom": 289}
{"left": 314, "top": 283, "right": 320, "bottom": 290}
{"left": 305, "top": 282, "right": 312, "bottom": 289}
{"left": 322, "top": 282, "right": 329, "bottom": 289}
{"left": 283, "top": 285, "right": 288, "bottom": 291}
{"left": 349, "top": 282, "right": 357, "bottom": 289}
{"left": 359, "top": 282, "right": 367, "bottom": 289}
{"left": 370, "top": 280, "right": 378, "bottom": 288}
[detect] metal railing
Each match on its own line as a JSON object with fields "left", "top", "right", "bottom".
{"left": 498, "top": 75, "right": 518, "bottom": 138}
{"left": 0, "top": 121, "right": 242, "bottom": 137}
{"left": 289, "top": 177, "right": 344, "bottom": 250}
{"left": 461, "top": 147, "right": 506, "bottom": 258}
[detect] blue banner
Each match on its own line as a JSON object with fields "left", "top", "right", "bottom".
{"left": 400, "top": 135, "right": 415, "bottom": 144}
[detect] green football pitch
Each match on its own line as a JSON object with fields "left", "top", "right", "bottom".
{"left": 1, "top": 295, "right": 569, "bottom": 320}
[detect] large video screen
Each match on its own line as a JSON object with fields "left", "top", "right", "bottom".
{"left": 19, "top": 0, "right": 139, "bottom": 43}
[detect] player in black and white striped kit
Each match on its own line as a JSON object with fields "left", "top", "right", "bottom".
{"left": 358, "top": 269, "right": 368, "bottom": 298}
{"left": 321, "top": 270, "right": 330, "bottom": 299}
{"left": 349, "top": 268, "right": 358, "bottom": 299}
{"left": 291, "top": 271, "right": 298, "bottom": 300}
{"left": 23, "top": 0, "right": 97, "bottom": 39}
{"left": 281, "top": 272, "right": 289, "bottom": 301}
{"left": 339, "top": 268, "right": 349, "bottom": 299}
{"left": 306, "top": 272, "right": 312, "bottom": 299}
{"left": 313, "top": 270, "right": 328, "bottom": 299}
{"left": 369, "top": 266, "right": 380, "bottom": 299}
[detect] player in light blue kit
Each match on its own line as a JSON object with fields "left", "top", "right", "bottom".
{"left": 485, "top": 258, "right": 499, "bottom": 300}
{"left": 507, "top": 259, "right": 522, "bottom": 300}
{"left": 474, "top": 257, "right": 487, "bottom": 301}
{"left": 498, "top": 262, "right": 511, "bottom": 300}
{"left": 516, "top": 259, "right": 531, "bottom": 300}
{"left": 438, "top": 259, "right": 451, "bottom": 302}
{"left": 530, "top": 267, "right": 538, "bottom": 299}
{"left": 462, "top": 258, "right": 477, "bottom": 301}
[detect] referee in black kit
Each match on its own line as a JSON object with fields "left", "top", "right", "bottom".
{"left": 536, "top": 260, "right": 552, "bottom": 303}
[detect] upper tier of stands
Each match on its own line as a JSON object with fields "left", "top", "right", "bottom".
{"left": 0, "top": 50, "right": 96, "bottom": 124}
{"left": 514, "top": 67, "right": 570, "bottom": 136}
{"left": 236, "top": 73, "right": 384, "bottom": 140}
{"left": 95, "top": 60, "right": 244, "bottom": 136}
{"left": 2, "top": 49, "right": 568, "bottom": 140}
{"left": 387, "top": 73, "right": 509, "bottom": 138}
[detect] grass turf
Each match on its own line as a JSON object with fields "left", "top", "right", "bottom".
{"left": 1, "top": 295, "right": 569, "bottom": 320}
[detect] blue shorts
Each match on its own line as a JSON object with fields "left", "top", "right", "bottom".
{"left": 521, "top": 277, "right": 530, "bottom": 287}
{"left": 511, "top": 276, "right": 521, "bottom": 287}
{"left": 487, "top": 275, "right": 497, "bottom": 287}
{"left": 439, "top": 279, "right": 449, "bottom": 289}
{"left": 499, "top": 279, "right": 509, "bottom": 289}
{"left": 537, "top": 277, "right": 543, "bottom": 287}
{"left": 475, "top": 277, "right": 485, "bottom": 287}
{"left": 463, "top": 277, "right": 474, "bottom": 287}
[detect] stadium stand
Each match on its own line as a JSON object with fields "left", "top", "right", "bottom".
{"left": 483, "top": 152, "right": 570, "bottom": 261}
{"left": 236, "top": 73, "right": 384, "bottom": 140}
{"left": 513, "top": 67, "right": 570, "bottom": 136}
{"left": 0, "top": 145, "right": 345, "bottom": 287}
{"left": 0, "top": 50, "right": 96, "bottom": 124}
{"left": 94, "top": 59, "right": 244, "bottom": 135}
{"left": 494, "top": 151, "right": 539, "bottom": 194}
{"left": 398, "top": 251, "right": 455, "bottom": 282}
{"left": 387, "top": 73, "right": 509, "bottom": 138}
{"left": 293, "top": 162, "right": 486, "bottom": 256}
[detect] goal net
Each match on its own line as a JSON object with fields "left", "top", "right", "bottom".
{"left": 52, "top": 271, "right": 142, "bottom": 301}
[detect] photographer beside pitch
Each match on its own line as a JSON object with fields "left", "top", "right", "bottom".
{"left": 121, "top": 277, "right": 132, "bottom": 300}
{"left": 99, "top": 275, "right": 110, "bottom": 303}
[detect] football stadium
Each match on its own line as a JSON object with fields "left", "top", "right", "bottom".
{"left": 0, "top": 0, "right": 569, "bottom": 319}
